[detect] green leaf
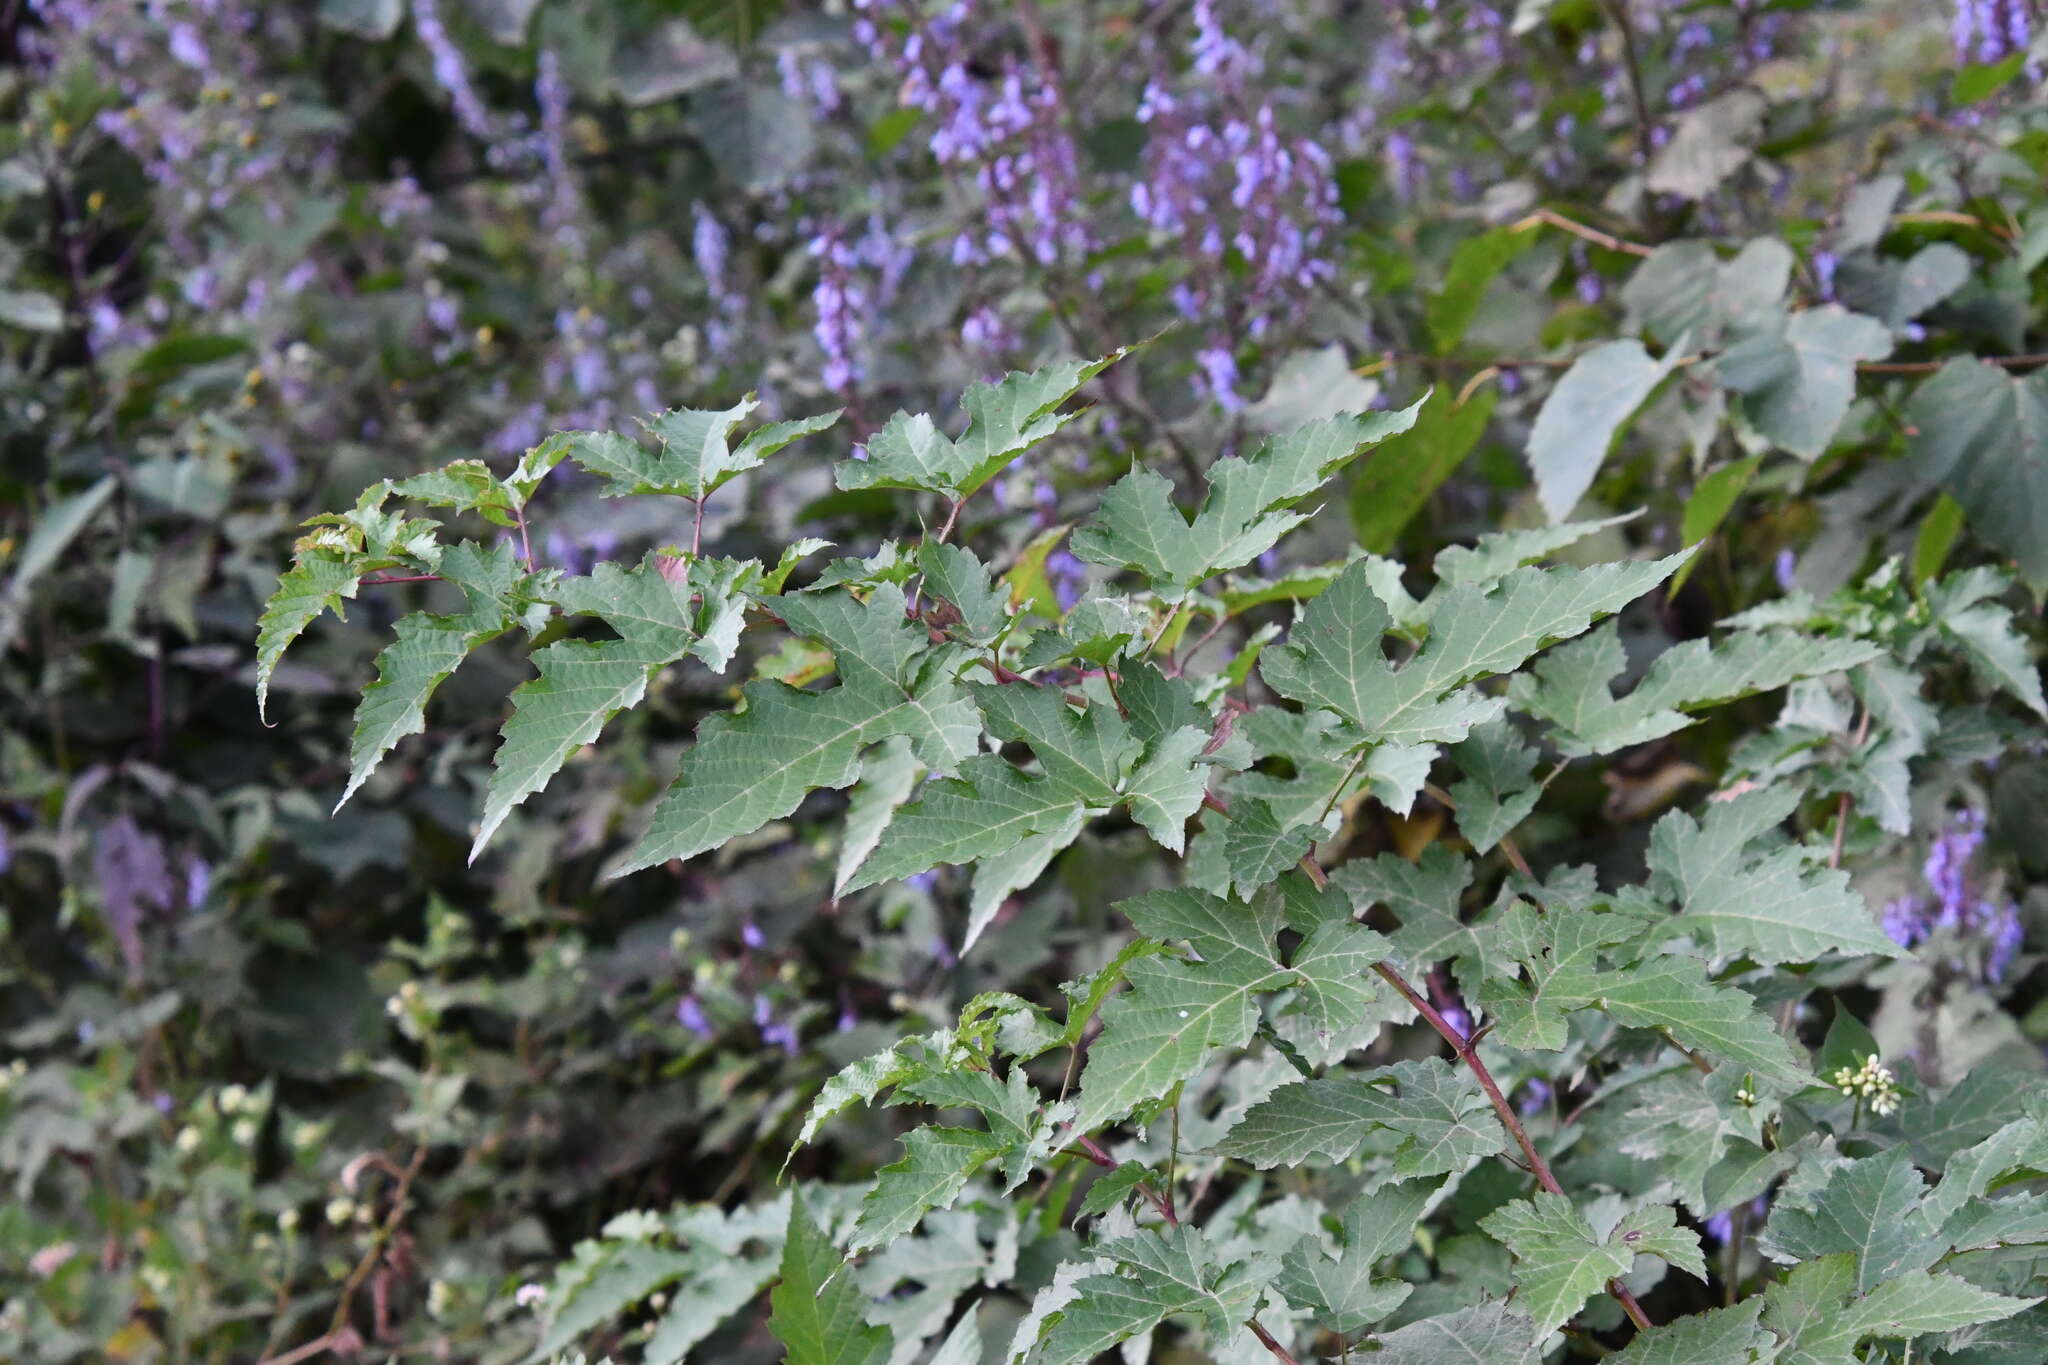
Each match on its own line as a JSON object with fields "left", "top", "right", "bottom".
{"left": 1511, "top": 620, "right": 1884, "bottom": 756}
{"left": 1073, "top": 402, "right": 1425, "bottom": 599}
{"left": 473, "top": 556, "right": 748, "bottom": 859}
{"left": 850, "top": 1125, "right": 1002, "bottom": 1251}
{"left": 1645, "top": 88, "right": 1766, "bottom": 200}
{"left": 1433, "top": 510, "right": 1642, "bottom": 587}
{"left": 1609, "top": 1302, "right": 1772, "bottom": 1365}
{"left": 769, "top": 1193, "right": 893, "bottom": 1365}
{"left": 1480, "top": 1194, "right": 1698, "bottom": 1337}
{"left": 564, "top": 398, "right": 839, "bottom": 501}
{"left": 340, "top": 541, "right": 525, "bottom": 809}
{"left": 534, "top": 1240, "right": 700, "bottom": 1360}
{"left": 1911, "top": 491, "right": 1967, "bottom": 591}
{"left": 1221, "top": 1058, "right": 1503, "bottom": 1174}
{"left": 1071, "top": 952, "right": 1279, "bottom": 1133}
{"left": 1276, "top": 1178, "right": 1436, "bottom": 1332}
{"left": 1031, "top": 1228, "right": 1265, "bottom": 1364}
{"left": 1446, "top": 717, "right": 1541, "bottom": 853}
{"left": 1717, "top": 306, "right": 1892, "bottom": 461}
{"left": 1475, "top": 899, "right": 1806, "bottom": 1082}
{"left": 1622, "top": 238, "right": 1793, "bottom": 347}
{"left": 1757, "top": 1148, "right": 1943, "bottom": 1294}
{"left": 1924, "top": 567, "right": 2048, "bottom": 717}
{"left": 1907, "top": 360, "right": 2048, "bottom": 593}
{"left": 1954, "top": 52, "right": 2028, "bottom": 102}
{"left": 1363, "top": 1302, "right": 1540, "bottom": 1365}
{"left": 1644, "top": 786, "right": 1906, "bottom": 964}
{"left": 619, "top": 585, "right": 977, "bottom": 874}
{"left": 837, "top": 350, "right": 1130, "bottom": 499}
{"left": 1762, "top": 1254, "right": 2037, "bottom": 1365}
{"left": 790, "top": 1029, "right": 960, "bottom": 1156}
{"left": 0, "top": 288, "right": 65, "bottom": 332}
{"left": 256, "top": 550, "right": 371, "bottom": 721}
{"left": 1349, "top": 384, "right": 1497, "bottom": 553}
{"left": 1332, "top": 845, "right": 1490, "bottom": 991}
{"left": 1262, "top": 552, "right": 1690, "bottom": 748}
{"left": 1526, "top": 339, "right": 1684, "bottom": 522}
{"left": 918, "top": 542, "right": 1009, "bottom": 646}
{"left": 0, "top": 475, "right": 116, "bottom": 655}
{"left": 1672, "top": 456, "right": 1762, "bottom": 593}
{"left": 1219, "top": 798, "right": 1319, "bottom": 899}
{"left": 1428, "top": 226, "right": 1535, "bottom": 354}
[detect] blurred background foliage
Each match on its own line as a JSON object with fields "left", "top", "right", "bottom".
{"left": 1, "top": 0, "right": 2046, "bottom": 1360}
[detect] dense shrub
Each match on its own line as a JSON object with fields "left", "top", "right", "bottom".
{"left": 4, "top": 1, "right": 2048, "bottom": 1362}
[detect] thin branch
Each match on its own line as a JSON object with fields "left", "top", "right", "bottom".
{"left": 359, "top": 574, "right": 443, "bottom": 586}
{"left": 1298, "top": 853, "right": 1657, "bottom": 1335}
{"left": 1247, "top": 1318, "right": 1303, "bottom": 1364}
{"left": 1598, "top": 0, "right": 1658, "bottom": 172}
{"left": 1509, "top": 207, "right": 1654, "bottom": 258}
{"left": 1858, "top": 353, "right": 2048, "bottom": 374}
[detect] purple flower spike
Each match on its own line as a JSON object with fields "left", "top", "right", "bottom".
{"left": 676, "top": 996, "right": 714, "bottom": 1038}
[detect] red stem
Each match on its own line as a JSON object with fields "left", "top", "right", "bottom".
{"left": 1297, "top": 856, "right": 1657, "bottom": 1334}
{"left": 359, "top": 574, "right": 442, "bottom": 586}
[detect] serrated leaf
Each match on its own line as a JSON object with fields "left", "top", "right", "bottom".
{"left": 1071, "top": 952, "right": 1278, "bottom": 1133}
{"left": 1219, "top": 798, "right": 1319, "bottom": 899}
{"left": 474, "top": 555, "right": 746, "bottom": 859}
{"left": 850, "top": 1126, "right": 1002, "bottom": 1251}
{"left": 1717, "top": 306, "right": 1892, "bottom": 461}
{"left": 255, "top": 550, "right": 370, "bottom": 720}
{"left": 1428, "top": 226, "right": 1535, "bottom": 354}
{"left": 1525, "top": 340, "right": 1683, "bottom": 522}
{"left": 839, "top": 350, "right": 1130, "bottom": 500}
{"left": 1433, "top": 510, "right": 1641, "bottom": 586}
{"left": 1073, "top": 403, "right": 1424, "bottom": 599}
{"left": 564, "top": 397, "right": 839, "bottom": 501}
{"left": 1923, "top": 567, "right": 2048, "bottom": 717}
{"left": 534, "top": 1241, "right": 700, "bottom": 1360}
{"left": 1030, "top": 1227, "right": 1264, "bottom": 1365}
{"left": 1446, "top": 717, "right": 1541, "bottom": 853}
{"left": 1758, "top": 1148, "right": 1943, "bottom": 1293}
{"left": 1481, "top": 1194, "right": 1696, "bottom": 1337}
{"left": 1609, "top": 1301, "right": 1771, "bottom": 1365}
{"left": 619, "top": 585, "right": 978, "bottom": 874}
{"left": 918, "top": 542, "right": 1009, "bottom": 646}
{"left": 1645, "top": 786, "right": 1904, "bottom": 964}
{"left": 1762, "top": 1254, "right": 2037, "bottom": 1365}
{"left": 1262, "top": 552, "right": 1690, "bottom": 749}
{"left": 1478, "top": 898, "right": 1806, "bottom": 1079}
{"left": 339, "top": 541, "right": 525, "bottom": 809}
{"left": 1513, "top": 620, "right": 1884, "bottom": 757}
{"left": 1221, "top": 1058, "right": 1503, "bottom": 1174}
{"left": 790, "top": 1029, "right": 958, "bottom": 1156}
{"left": 1331, "top": 845, "right": 1491, "bottom": 991}
{"left": 1276, "top": 1178, "right": 1436, "bottom": 1332}
{"left": 835, "top": 739, "right": 923, "bottom": 899}
{"left": 1364, "top": 1302, "right": 1540, "bottom": 1365}
{"left": 770, "top": 1193, "right": 893, "bottom": 1365}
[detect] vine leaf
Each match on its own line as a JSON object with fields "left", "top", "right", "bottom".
{"left": 340, "top": 541, "right": 530, "bottom": 810}
{"left": 559, "top": 397, "right": 840, "bottom": 501}
{"left": 1029, "top": 1227, "right": 1266, "bottom": 1365}
{"left": 472, "top": 554, "right": 754, "bottom": 860}
{"left": 1759, "top": 1253, "right": 2036, "bottom": 1364}
{"left": 837, "top": 350, "right": 1132, "bottom": 499}
{"left": 1474, "top": 899, "right": 1808, "bottom": 1083}
{"left": 849, "top": 1126, "right": 1002, "bottom": 1252}
{"left": 769, "top": 1193, "right": 893, "bottom": 1365}
{"left": 1479, "top": 1195, "right": 1702, "bottom": 1337}
{"left": 1074, "top": 401, "right": 1425, "bottom": 600}
{"left": 1262, "top": 551, "right": 1691, "bottom": 749}
{"left": 1641, "top": 786, "right": 1905, "bottom": 965}
{"left": 1220, "top": 1058, "right": 1504, "bottom": 1174}
{"left": 1511, "top": 619, "right": 1884, "bottom": 756}
{"left": 1276, "top": 1177, "right": 1438, "bottom": 1333}
{"left": 618, "top": 584, "right": 979, "bottom": 875}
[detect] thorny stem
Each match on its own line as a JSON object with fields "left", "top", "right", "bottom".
{"left": 1297, "top": 852, "right": 1658, "bottom": 1335}
{"left": 514, "top": 505, "right": 536, "bottom": 572}
{"left": 691, "top": 497, "right": 705, "bottom": 557}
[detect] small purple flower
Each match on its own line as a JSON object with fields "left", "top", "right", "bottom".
{"left": 184, "top": 857, "right": 211, "bottom": 912}
{"left": 1439, "top": 1004, "right": 1471, "bottom": 1041}
{"left": 1774, "top": 548, "right": 1798, "bottom": 592}
{"left": 1197, "top": 345, "right": 1243, "bottom": 411}
{"left": 1883, "top": 896, "right": 1926, "bottom": 950}
{"left": 1517, "top": 1078, "right": 1553, "bottom": 1117}
{"left": 740, "top": 918, "right": 765, "bottom": 951}
{"left": 676, "top": 995, "right": 713, "bottom": 1037}
{"left": 753, "top": 994, "right": 800, "bottom": 1055}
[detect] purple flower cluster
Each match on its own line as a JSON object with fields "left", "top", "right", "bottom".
{"left": 1033, "top": 482, "right": 1087, "bottom": 611}
{"left": 856, "top": 0, "right": 1091, "bottom": 273}
{"left": 1131, "top": 2, "right": 1339, "bottom": 408}
{"left": 810, "top": 225, "right": 869, "bottom": 394}
{"left": 1950, "top": 0, "right": 2032, "bottom": 63}
{"left": 1883, "top": 809, "right": 2025, "bottom": 983}
{"left": 412, "top": 0, "right": 493, "bottom": 140}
